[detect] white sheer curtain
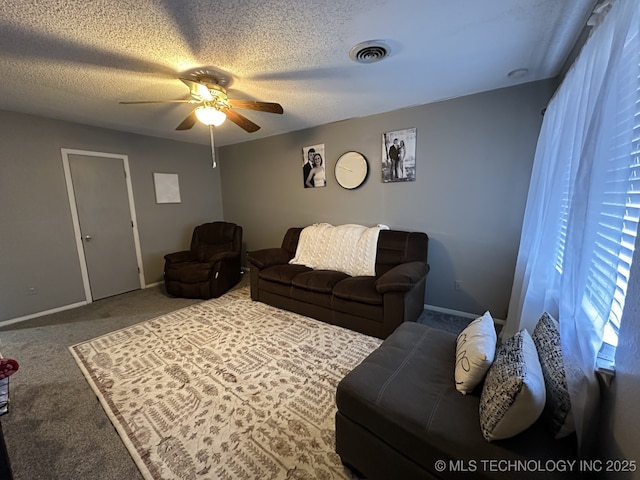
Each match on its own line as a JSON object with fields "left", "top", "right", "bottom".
{"left": 505, "top": 0, "right": 640, "bottom": 454}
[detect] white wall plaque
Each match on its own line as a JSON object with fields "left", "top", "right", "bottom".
{"left": 153, "top": 173, "right": 181, "bottom": 204}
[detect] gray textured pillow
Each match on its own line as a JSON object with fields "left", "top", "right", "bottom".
{"left": 531, "top": 312, "right": 578, "bottom": 438}
{"left": 479, "top": 329, "right": 546, "bottom": 442}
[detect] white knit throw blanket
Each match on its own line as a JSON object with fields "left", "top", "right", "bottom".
{"left": 289, "top": 223, "right": 388, "bottom": 276}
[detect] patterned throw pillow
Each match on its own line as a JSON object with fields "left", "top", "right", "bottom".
{"left": 531, "top": 312, "right": 578, "bottom": 439}
{"left": 479, "top": 329, "right": 546, "bottom": 442}
{"left": 455, "top": 311, "right": 497, "bottom": 394}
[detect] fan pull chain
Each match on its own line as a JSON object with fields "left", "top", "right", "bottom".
{"left": 209, "top": 125, "right": 217, "bottom": 168}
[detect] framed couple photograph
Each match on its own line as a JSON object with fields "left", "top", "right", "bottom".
{"left": 302, "top": 143, "right": 326, "bottom": 188}
{"left": 382, "top": 128, "right": 416, "bottom": 183}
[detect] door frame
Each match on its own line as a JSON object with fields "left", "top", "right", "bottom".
{"left": 61, "top": 148, "right": 145, "bottom": 303}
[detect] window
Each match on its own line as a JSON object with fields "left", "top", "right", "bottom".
{"left": 553, "top": 55, "right": 640, "bottom": 357}
{"left": 508, "top": 0, "right": 640, "bottom": 448}
{"left": 594, "top": 146, "right": 640, "bottom": 348}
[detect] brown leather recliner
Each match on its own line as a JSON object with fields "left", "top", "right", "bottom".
{"left": 164, "top": 222, "right": 242, "bottom": 299}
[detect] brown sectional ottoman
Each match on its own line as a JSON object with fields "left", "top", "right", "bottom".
{"left": 335, "top": 322, "right": 578, "bottom": 480}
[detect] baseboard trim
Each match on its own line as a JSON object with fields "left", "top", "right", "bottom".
{"left": 0, "top": 283, "right": 163, "bottom": 327}
{"left": 0, "top": 301, "right": 88, "bottom": 328}
{"left": 424, "top": 304, "right": 505, "bottom": 325}
{"left": 424, "top": 304, "right": 477, "bottom": 319}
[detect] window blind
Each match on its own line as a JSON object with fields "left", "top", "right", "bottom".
{"left": 591, "top": 52, "right": 640, "bottom": 347}
{"left": 555, "top": 54, "right": 640, "bottom": 349}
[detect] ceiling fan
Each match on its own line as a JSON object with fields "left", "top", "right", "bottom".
{"left": 120, "top": 75, "right": 283, "bottom": 133}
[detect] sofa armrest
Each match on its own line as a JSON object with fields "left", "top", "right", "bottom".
{"left": 376, "top": 262, "right": 430, "bottom": 294}
{"left": 247, "top": 248, "right": 292, "bottom": 269}
{"left": 164, "top": 250, "right": 197, "bottom": 263}
{"left": 187, "top": 252, "right": 239, "bottom": 270}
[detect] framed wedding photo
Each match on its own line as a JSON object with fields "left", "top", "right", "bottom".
{"left": 382, "top": 128, "right": 416, "bottom": 183}
{"left": 302, "top": 143, "right": 327, "bottom": 188}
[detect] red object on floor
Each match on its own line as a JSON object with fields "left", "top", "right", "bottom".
{"left": 0, "top": 359, "right": 18, "bottom": 380}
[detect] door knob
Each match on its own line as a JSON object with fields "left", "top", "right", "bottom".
{"left": 84, "top": 235, "right": 92, "bottom": 242}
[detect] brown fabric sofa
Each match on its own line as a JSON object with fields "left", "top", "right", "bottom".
{"left": 335, "top": 322, "right": 578, "bottom": 480}
{"left": 247, "top": 227, "right": 429, "bottom": 339}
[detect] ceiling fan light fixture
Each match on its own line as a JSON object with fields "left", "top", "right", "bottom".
{"left": 194, "top": 83, "right": 214, "bottom": 100}
{"left": 349, "top": 40, "right": 391, "bottom": 64}
{"left": 195, "top": 106, "right": 226, "bottom": 126}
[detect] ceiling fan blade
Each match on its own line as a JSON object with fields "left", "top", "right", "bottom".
{"left": 228, "top": 99, "right": 283, "bottom": 114}
{"left": 175, "top": 110, "right": 198, "bottom": 130}
{"left": 224, "top": 109, "right": 261, "bottom": 133}
{"left": 119, "top": 99, "right": 193, "bottom": 104}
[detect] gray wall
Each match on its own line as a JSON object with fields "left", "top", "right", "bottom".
{"left": 0, "top": 110, "right": 223, "bottom": 322}
{"left": 219, "top": 80, "right": 556, "bottom": 317}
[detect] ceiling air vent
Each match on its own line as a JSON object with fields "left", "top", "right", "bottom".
{"left": 349, "top": 40, "right": 390, "bottom": 64}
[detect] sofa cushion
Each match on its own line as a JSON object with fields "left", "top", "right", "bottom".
{"left": 455, "top": 311, "right": 497, "bottom": 395}
{"left": 332, "top": 276, "right": 382, "bottom": 305}
{"left": 258, "top": 264, "right": 312, "bottom": 285}
{"left": 531, "top": 312, "right": 579, "bottom": 439}
{"left": 290, "top": 286, "right": 334, "bottom": 309}
{"left": 331, "top": 296, "right": 384, "bottom": 323}
{"left": 258, "top": 278, "right": 292, "bottom": 298}
{"left": 479, "top": 329, "right": 546, "bottom": 442}
{"left": 291, "top": 270, "right": 350, "bottom": 294}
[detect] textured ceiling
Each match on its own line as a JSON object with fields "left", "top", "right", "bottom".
{"left": 0, "top": 0, "right": 597, "bottom": 146}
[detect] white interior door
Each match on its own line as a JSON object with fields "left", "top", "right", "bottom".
{"left": 63, "top": 150, "right": 144, "bottom": 301}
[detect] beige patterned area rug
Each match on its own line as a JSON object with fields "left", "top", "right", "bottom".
{"left": 69, "top": 287, "right": 382, "bottom": 480}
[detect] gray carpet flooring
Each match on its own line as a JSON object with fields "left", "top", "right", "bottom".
{"left": 0, "top": 275, "right": 471, "bottom": 480}
{"left": 417, "top": 309, "right": 472, "bottom": 336}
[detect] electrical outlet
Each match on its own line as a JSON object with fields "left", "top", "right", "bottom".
{"left": 27, "top": 286, "right": 37, "bottom": 295}
{"left": 454, "top": 280, "right": 462, "bottom": 291}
